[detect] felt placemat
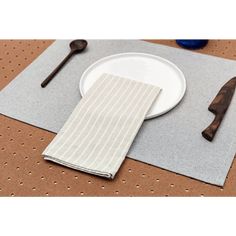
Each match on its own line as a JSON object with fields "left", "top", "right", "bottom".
{"left": 0, "top": 40, "right": 235, "bottom": 186}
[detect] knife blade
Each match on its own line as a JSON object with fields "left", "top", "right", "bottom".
{"left": 202, "top": 77, "right": 236, "bottom": 141}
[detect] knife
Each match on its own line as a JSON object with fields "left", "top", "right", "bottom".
{"left": 202, "top": 77, "right": 236, "bottom": 141}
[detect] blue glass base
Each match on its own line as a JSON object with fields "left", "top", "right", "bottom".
{"left": 176, "top": 40, "right": 208, "bottom": 50}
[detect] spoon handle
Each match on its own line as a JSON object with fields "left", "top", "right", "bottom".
{"left": 41, "top": 51, "right": 74, "bottom": 88}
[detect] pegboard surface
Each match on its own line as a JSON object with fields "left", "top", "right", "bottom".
{"left": 0, "top": 40, "right": 235, "bottom": 196}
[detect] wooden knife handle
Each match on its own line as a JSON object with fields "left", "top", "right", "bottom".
{"left": 202, "top": 114, "right": 224, "bottom": 141}
{"left": 202, "top": 77, "right": 236, "bottom": 142}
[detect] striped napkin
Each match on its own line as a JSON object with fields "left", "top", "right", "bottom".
{"left": 42, "top": 73, "right": 161, "bottom": 178}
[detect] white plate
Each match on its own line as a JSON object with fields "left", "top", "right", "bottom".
{"left": 80, "top": 52, "right": 186, "bottom": 119}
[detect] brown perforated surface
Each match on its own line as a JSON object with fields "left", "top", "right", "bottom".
{"left": 0, "top": 40, "right": 235, "bottom": 196}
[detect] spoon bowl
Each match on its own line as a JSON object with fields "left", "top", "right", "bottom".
{"left": 70, "top": 40, "right": 88, "bottom": 53}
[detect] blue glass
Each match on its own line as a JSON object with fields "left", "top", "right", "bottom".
{"left": 176, "top": 40, "right": 208, "bottom": 50}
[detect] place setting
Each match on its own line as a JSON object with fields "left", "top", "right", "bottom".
{"left": 40, "top": 42, "right": 187, "bottom": 178}
{"left": 0, "top": 39, "right": 235, "bottom": 188}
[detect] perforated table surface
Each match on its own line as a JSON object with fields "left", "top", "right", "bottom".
{"left": 0, "top": 40, "right": 235, "bottom": 196}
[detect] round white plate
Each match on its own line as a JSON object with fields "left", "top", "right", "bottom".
{"left": 80, "top": 52, "right": 186, "bottom": 119}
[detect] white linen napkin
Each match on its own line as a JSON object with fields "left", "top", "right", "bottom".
{"left": 42, "top": 73, "right": 161, "bottom": 178}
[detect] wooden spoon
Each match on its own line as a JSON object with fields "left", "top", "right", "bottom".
{"left": 41, "top": 39, "right": 88, "bottom": 88}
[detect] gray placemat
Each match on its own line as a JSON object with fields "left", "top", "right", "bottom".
{"left": 0, "top": 40, "right": 235, "bottom": 186}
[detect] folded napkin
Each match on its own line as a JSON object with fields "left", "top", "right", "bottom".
{"left": 42, "top": 73, "right": 161, "bottom": 178}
